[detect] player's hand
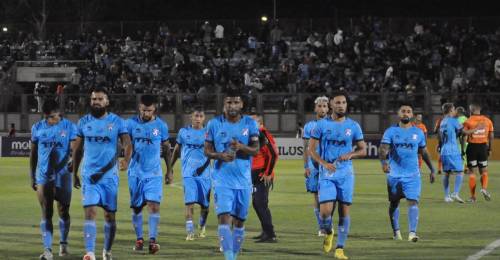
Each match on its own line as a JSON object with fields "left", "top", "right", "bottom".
{"left": 31, "top": 178, "right": 37, "bottom": 191}
{"left": 73, "top": 174, "right": 81, "bottom": 189}
{"left": 323, "top": 162, "right": 336, "bottom": 173}
{"left": 304, "top": 168, "right": 311, "bottom": 177}
{"left": 230, "top": 139, "right": 242, "bottom": 151}
{"left": 165, "top": 171, "right": 173, "bottom": 185}
{"left": 429, "top": 172, "right": 435, "bottom": 184}
{"left": 338, "top": 153, "right": 352, "bottom": 161}
{"left": 220, "top": 152, "right": 235, "bottom": 162}
{"left": 382, "top": 163, "right": 390, "bottom": 174}
{"left": 119, "top": 159, "right": 129, "bottom": 171}
{"left": 260, "top": 174, "right": 273, "bottom": 187}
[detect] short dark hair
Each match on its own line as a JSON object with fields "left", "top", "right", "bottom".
{"left": 470, "top": 102, "right": 481, "bottom": 109}
{"left": 224, "top": 88, "right": 243, "bottom": 99}
{"left": 442, "top": 102, "right": 454, "bottom": 114}
{"left": 140, "top": 94, "right": 157, "bottom": 106}
{"left": 90, "top": 86, "right": 109, "bottom": 96}
{"left": 42, "top": 100, "right": 59, "bottom": 114}
{"left": 330, "top": 90, "right": 349, "bottom": 101}
{"left": 456, "top": 106, "right": 466, "bottom": 114}
{"left": 191, "top": 105, "right": 205, "bottom": 113}
{"left": 399, "top": 102, "right": 413, "bottom": 109}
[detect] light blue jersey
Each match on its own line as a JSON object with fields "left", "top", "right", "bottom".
{"left": 439, "top": 116, "right": 462, "bottom": 156}
{"left": 77, "top": 113, "right": 128, "bottom": 179}
{"left": 381, "top": 125, "right": 426, "bottom": 178}
{"left": 205, "top": 115, "right": 259, "bottom": 189}
{"left": 127, "top": 116, "right": 169, "bottom": 179}
{"left": 310, "top": 117, "right": 364, "bottom": 180}
{"left": 176, "top": 125, "right": 211, "bottom": 179}
{"left": 303, "top": 120, "right": 321, "bottom": 171}
{"left": 32, "top": 118, "right": 77, "bottom": 184}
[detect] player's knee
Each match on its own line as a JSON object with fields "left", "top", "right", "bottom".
{"left": 389, "top": 201, "right": 400, "bottom": 209}
{"left": 57, "top": 205, "right": 70, "bottom": 220}
{"left": 84, "top": 207, "right": 97, "bottom": 220}
{"left": 104, "top": 212, "right": 116, "bottom": 222}
{"left": 233, "top": 218, "right": 245, "bottom": 228}
{"left": 148, "top": 203, "right": 160, "bottom": 213}
{"left": 407, "top": 200, "right": 418, "bottom": 206}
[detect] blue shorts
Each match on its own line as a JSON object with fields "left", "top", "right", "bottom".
{"left": 305, "top": 168, "right": 319, "bottom": 193}
{"left": 214, "top": 186, "right": 251, "bottom": 221}
{"left": 128, "top": 175, "right": 163, "bottom": 208}
{"left": 387, "top": 175, "right": 421, "bottom": 202}
{"left": 82, "top": 174, "right": 119, "bottom": 212}
{"left": 441, "top": 154, "right": 464, "bottom": 173}
{"left": 36, "top": 171, "right": 72, "bottom": 206}
{"left": 183, "top": 177, "right": 211, "bottom": 208}
{"left": 318, "top": 172, "right": 354, "bottom": 204}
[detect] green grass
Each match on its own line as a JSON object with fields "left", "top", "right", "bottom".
{"left": 0, "top": 158, "right": 499, "bottom": 260}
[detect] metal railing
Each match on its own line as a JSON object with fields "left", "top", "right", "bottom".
{"left": 1, "top": 91, "right": 498, "bottom": 135}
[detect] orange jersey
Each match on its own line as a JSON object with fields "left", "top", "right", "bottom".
{"left": 252, "top": 127, "right": 278, "bottom": 177}
{"left": 463, "top": 115, "right": 494, "bottom": 144}
{"left": 433, "top": 117, "right": 442, "bottom": 134}
{"left": 414, "top": 123, "right": 428, "bottom": 135}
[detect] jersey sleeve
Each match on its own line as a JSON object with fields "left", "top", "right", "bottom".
{"left": 249, "top": 118, "right": 259, "bottom": 138}
{"left": 381, "top": 128, "right": 392, "bottom": 144}
{"left": 454, "top": 118, "right": 463, "bottom": 132}
{"left": 418, "top": 130, "right": 426, "bottom": 148}
{"left": 118, "top": 117, "right": 128, "bottom": 135}
{"left": 161, "top": 121, "right": 169, "bottom": 142}
{"left": 69, "top": 122, "right": 77, "bottom": 141}
{"left": 176, "top": 128, "right": 184, "bottom": 145}
{"left": 488, "top": 118, "right": 494, "bottom": 132}
{"left": 353, "top": 121, "right": 364, "bottom": 141}
{"left": 310, "top": 121, "right": 322, "bottom": 140}
{"left": 31, "top": 124, "right": 38, "bottom": 143}
{"left": 302, "top": 123, "right": 311, "bottom": 139}
{"left": 77, "top": 119, "right": 84, "bottom": 137}
{"left": 205, "top": 120, "right": 215, "bottom": 143}
{"left": 463, "top": 119, "right": 471, "bottom": 130}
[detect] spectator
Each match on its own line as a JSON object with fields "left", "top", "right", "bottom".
{"left": 8, "top": 123, "right": 16, "bottom": 137}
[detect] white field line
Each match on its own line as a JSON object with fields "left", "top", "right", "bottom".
{"left": 466, "top": 239, "right": 500, "bottom": 260}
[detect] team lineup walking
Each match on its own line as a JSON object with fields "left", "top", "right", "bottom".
{"left": 29, "top": 89, "right": 494, "bottom": 260}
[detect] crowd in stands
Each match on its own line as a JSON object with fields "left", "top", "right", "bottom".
{"left": 2, "top": 17, "right": 500, "bottom": 112}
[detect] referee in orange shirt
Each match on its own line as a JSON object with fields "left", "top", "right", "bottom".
{"left": 250, "top": 113, "right": 278, "bottom": 243}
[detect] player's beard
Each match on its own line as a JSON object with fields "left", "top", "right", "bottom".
{"left": 400, "top": 117, "right": 411, "bottom": 124}
{"left": 334, "top": 110, "right": 345, "bottom": 118}
{"left": 90, "top": 106, "right": 107, "bottom": 118}
{"left": 141, "top": 115, "right": 152, "bottom": 122}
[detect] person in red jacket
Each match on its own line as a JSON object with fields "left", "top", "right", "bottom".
{"left": 250, "top": 113, "right": 278, "bottom": 243}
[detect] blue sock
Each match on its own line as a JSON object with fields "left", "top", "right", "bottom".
{"left": 40, "top": 219, "right": 53, "bottom": 250}
{"left": 186, "top": 220, "right": 194, "bottom": 234}
{"left": 218, "top": 224, "right": 233, "bottom": 254}
{"left": 233, "top": 227, "right": 245, "bottom": 256}
{"left": 199, "top": 213, "right": 207, "bottom": 227}
{"left": 83, "top": 220, "right": 96, "bottom": 253}
{"left": 319, "top": 215, "right": 333, "bottom": 234}
{"left": 314, "top": 208, "right": 321, "bottom": 230}
{"left": 58, "top": 218, "right": 70, "bottom": 244}
{"left": 408, "top": 205, "right": 419, "bottom": 233}
{"left": 132, "top": 213, "right": 143, "bottom": 240}
{"left": 389, "top": 205, "right": 400, "bottom": 232}
{"left": 443, "top": 174, "right": 450, "bottom": 197}
{"left": 104, "top": 221, "right": 116, "bottom": 251}
{"left": 454, "top": 173, "right": 464, "bottom": 194}
{"left": 149, "top": 213, "right": 160, "bottom": 240}
{"left": 336, "top": 217, "right": 351, "bottom": 248}
{"left": 224, "top": 251, "right": 235, "bottom": 260}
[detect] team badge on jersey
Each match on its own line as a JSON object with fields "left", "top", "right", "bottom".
{"left": 60, "top": 130, "right": 67, "bottom": 137}
{"left": 412, "top": 134, "right": 417, "bottom": 140}
{"left": 152, "top": 128, "right": 159, "bottom": 136}
{"left": 242, "top": 128, "right": 249, "bottom": 136}
{"left": 345, "top": 129, "right": 352, "bottom": 136}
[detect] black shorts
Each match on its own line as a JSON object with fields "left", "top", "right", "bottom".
{"left": 466, "top": 143, "right": 488, "bottom": 168}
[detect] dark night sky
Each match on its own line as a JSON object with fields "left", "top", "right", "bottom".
{"left": 2, "top": 0, "right": 498, "bottom": 23}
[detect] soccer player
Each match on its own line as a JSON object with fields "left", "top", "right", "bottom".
{"left": 433, "top": 116, "right": 443, "bottom": 174}
{"left": 456, "top": 107, "right": 468, "bottom": 173}
{"left": 302, "top": 96, "right": 329, "bottom": 236}
{"left": 126, "top": 95, "right": 172, "bottom": 253}
{"left": 204, "top": 89, "right": 260, "bottom": 260}
{"left": 309, "top": 91, "right": 367, "bottom": 260}
{"left": 438, "top": 103, "right": 471, "bottom": 203}
{"left": 30, "top": 100, "right": 76, "bottom": 260}
{"left": 379, "top": 103, "right": 435, "bottom": 242}
{"left": 72, "top": 87, "right": 132, "bottom": 260}
{"left": 463, "top": 102, "right": 494, "bottom": 202}
{"left": 171, "top": 106, "right": 212, "bottom": 241}
{"left": 250, "top": 113, "right": 278, "bottom": 243}
{"left": 413, "top": 114, "right": 428, "bottom": 168}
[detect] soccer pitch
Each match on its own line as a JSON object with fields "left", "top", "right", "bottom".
{"left": 0, "top": 158, "right": 499, "bottom": 260}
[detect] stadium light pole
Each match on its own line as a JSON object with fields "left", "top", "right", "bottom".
{"left": 273, "top": 0, "right": 277, "bottom": 21}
